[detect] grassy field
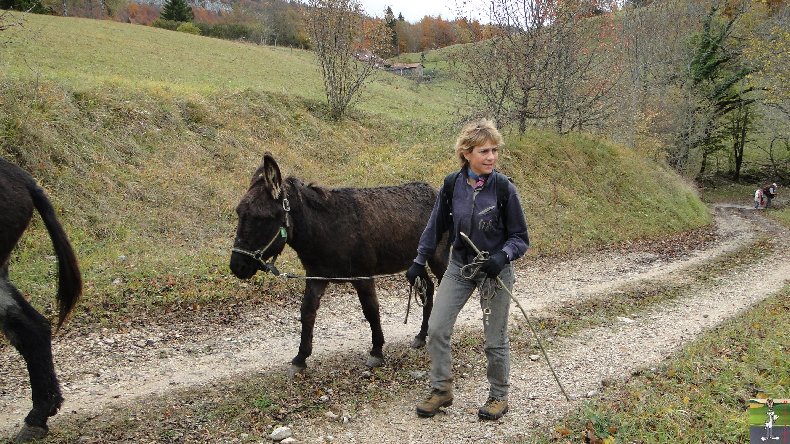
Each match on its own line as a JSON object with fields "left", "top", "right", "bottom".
{"left": 1, "top": 13, "right": 710, "bottom": 327}
{"left": 0, "top": 14, "right": 464, "bottom": 123}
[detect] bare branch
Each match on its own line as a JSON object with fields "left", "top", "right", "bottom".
{"left": 305, "top": 0, "right": 387, "bottom": 120}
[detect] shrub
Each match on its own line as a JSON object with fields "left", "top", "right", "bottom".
{"left": 176, "top": 22, "right": 200, "bottom": 35}
{"left": 151, "top": 18, "right": 179, "bottom": 31}
{"left": 195, "top": 22, "right": 265, "bottom": 43}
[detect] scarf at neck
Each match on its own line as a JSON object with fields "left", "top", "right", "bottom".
{"left": 468, "top": 169, "right": 488, "bottom": 190}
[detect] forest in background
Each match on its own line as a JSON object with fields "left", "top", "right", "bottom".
{"left": 443, "top": 0, "right": 789, "bottom": 185}
{"left": 0, "top": 0, "right": 494, "bottom": 52}
{"left": 3, "top": 0, "right": 788, "bottom": 185}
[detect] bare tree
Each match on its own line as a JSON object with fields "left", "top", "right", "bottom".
{"left": 543, "top": 2, "right": 622, "bottom": 134}
{"left": 305, "top": 0, "right": 389, "bottom": 120}
{"left": 617, "top": 1, "right": 697, "bottom": 150}
{"left": 455, "top": 0, "right": 621, "bottom": 134}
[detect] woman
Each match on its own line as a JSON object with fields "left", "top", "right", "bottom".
{"left": 405, "top": 118, "right": 530, "bottom": 420}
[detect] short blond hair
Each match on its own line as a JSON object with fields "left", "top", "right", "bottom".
{"left": 454, "top": 118, "right": 504, "bottom": 167}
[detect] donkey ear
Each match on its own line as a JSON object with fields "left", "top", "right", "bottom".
{"left": 252, "top": 152, "right": 283, "bottom": 199}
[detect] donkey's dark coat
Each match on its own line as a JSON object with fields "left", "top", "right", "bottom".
{"left": 230, "top": 153, "right": 448, "bottom": 372}
{"left": 0, "top": 158, "right": 82, "bottom": 442}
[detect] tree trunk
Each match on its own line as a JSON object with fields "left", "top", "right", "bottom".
{"left": 732, "top": 107, "right": 748, "bottom": 182}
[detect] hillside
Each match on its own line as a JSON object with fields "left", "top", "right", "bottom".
{"left": 0, "top": 14, "right": 463, "bottom": 122}
{"left": 0, "top": 14, "right": 710, "bottom": 325}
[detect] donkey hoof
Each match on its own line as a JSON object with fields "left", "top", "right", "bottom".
{"left": 14, "top": 424, "right": 48, "bottom": 443}
{"left": 410, "top": 335, "right": 426, "bottom": 349}
{"left": 366, "top": 355, "right": 384, "bottom": 368}
{"left": 287, "top": 364, "right": 306, "bottom": 379}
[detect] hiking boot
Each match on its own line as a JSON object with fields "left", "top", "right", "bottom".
{"left": 478, "top": 397, "right": 508, "bottom": 420}
{"left": 415, "top": 390, "right": 453, "bottom": 417}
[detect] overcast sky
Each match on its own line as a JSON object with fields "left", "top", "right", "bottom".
{"left": 358, "top": 0, "right": 487, "bottom": 23}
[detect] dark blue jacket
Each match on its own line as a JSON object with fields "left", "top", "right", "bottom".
{"left": 414, "top": 167, "right": 530, "bottom": 266}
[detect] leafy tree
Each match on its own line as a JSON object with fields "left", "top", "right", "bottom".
{"left": 674, "top": 3, "right": 756, "bottom": 179}
{"left": 176, "top": 21, "right": 200, "bottom": 34}
{"left": 120, "top": 2, "right": 160, "bottom": 25}
{"left": 383, "top": 6, "right": 397, "bottom": 56}
{"left": 160, "top": 0, "right": 193, "bottom": 22}
{"left": 744, "top": 4, "right": 790, "bottom": 180}
{"left": 744, "top": 5, "right": 790, "bottom": 109}
{"left": 267, "top": 0, "right": 309, "bottom": 47}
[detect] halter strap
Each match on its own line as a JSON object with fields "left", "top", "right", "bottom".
{"left": 231, "top": 197, "right": 291, "bottom": 275}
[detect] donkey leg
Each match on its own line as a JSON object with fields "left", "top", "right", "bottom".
{"left": 352, "top": 280, "right": 385, "bottom": 368}
{"left": 410, "top": 278, "right": 434, "bottom": 349}
{"left": 289, "top": 279, "right": 328, "bottom": 377}
{"left": 413, "top": 253, "right": 447, "bottom": 349}
{"left": 0, "top": 280, "right": 63, "bottom": 442}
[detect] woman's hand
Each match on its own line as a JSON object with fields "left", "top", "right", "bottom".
{"left": 405, "top": 262, "right": 429, "bottom": 286}
{"left": 479, "top": 251, "right": 509, "bottom": 278}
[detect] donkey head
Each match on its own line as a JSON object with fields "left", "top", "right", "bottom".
{"left": 230, "top": 152, "right": 290, "bottom": 279}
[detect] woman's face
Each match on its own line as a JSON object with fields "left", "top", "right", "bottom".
{"left": 463, "top": 140, "right": 499, "bottom": 176}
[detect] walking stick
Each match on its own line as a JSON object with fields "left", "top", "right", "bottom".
{"left": 459, "top": 232, "right": 571, "bottom": 402}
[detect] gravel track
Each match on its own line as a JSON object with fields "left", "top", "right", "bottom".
{"left": 0, "top": 205, "right": 787, "bottom": 442}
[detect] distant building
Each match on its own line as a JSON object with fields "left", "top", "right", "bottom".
{"left": 353, "top": 51, "right": 427, "bottom": 80}
{"left": 384, "top": 63, "right": 424, "bottom": 79}
{"left": 354, "top": 50, "right": 386, "bottom": 68}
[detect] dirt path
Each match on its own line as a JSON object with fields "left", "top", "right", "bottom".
{"left": 1, "top": 205, "right": 787, "bottom": 441}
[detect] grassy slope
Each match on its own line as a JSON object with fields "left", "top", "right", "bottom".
{"left": 0, "top": 14, "right": 709, "bottom": 324}
{"left": 0, "top": 14, "right": 464, "bottom": 122}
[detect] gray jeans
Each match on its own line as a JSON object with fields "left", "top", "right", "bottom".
{"left": 427, "top": 258, "right": 514, "bottom": 400}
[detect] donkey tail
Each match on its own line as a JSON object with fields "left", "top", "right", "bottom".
{"left": 28, "top": 183, "right": 82, "bottom": 330}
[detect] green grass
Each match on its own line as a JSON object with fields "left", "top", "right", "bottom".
{"left": 0, "top": 13, "right": 710, "bottom": 327}
{"left": 0, "top": 14, "right": 461, "bottom": 123}
{"left": 502, "top": 131, "right": 710, "bottom": 253}
{"left": 531, "top": 285, "right": 790, "bottom": 444}
{"left": 699, "top": 181, "right": 758, "bottom": 204}
{"left": 769, "top": 208, "right": 790, "bottom": 227}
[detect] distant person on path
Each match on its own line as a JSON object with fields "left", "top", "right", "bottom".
{"left": 405, "top": 118, "right": 530, "bottom": 420}
{"left": 762, "top": 183, "right": 778, "bottom": 209}
{"left": 754, "top": 188, "right": 764, "bottom": 209}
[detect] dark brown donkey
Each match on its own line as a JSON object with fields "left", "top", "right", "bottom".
{"left": 230, "top": 153, "right": 448, "bottom": 375}
{"left": 0, "top": 158, "right": 82, "bottom": 443}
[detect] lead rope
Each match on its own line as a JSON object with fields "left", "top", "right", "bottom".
{"left": 459, "top": 232, "right": 571, "bottom": 402}
{"left": 459, "top": 251, "right": 499, "bottom": 325}
{"left": 404, "top": 276, "right": 427, "bottom": 324}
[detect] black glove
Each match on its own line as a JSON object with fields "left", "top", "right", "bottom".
{"left": 479, "top": 250, "right": 509, "bottom": 278}
{"left": 405, "top": 262, "right": 429, "bottom": 286}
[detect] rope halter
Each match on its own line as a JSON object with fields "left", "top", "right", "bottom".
{"left": 231, "top": 197, "right": 291, "bottom": 276}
